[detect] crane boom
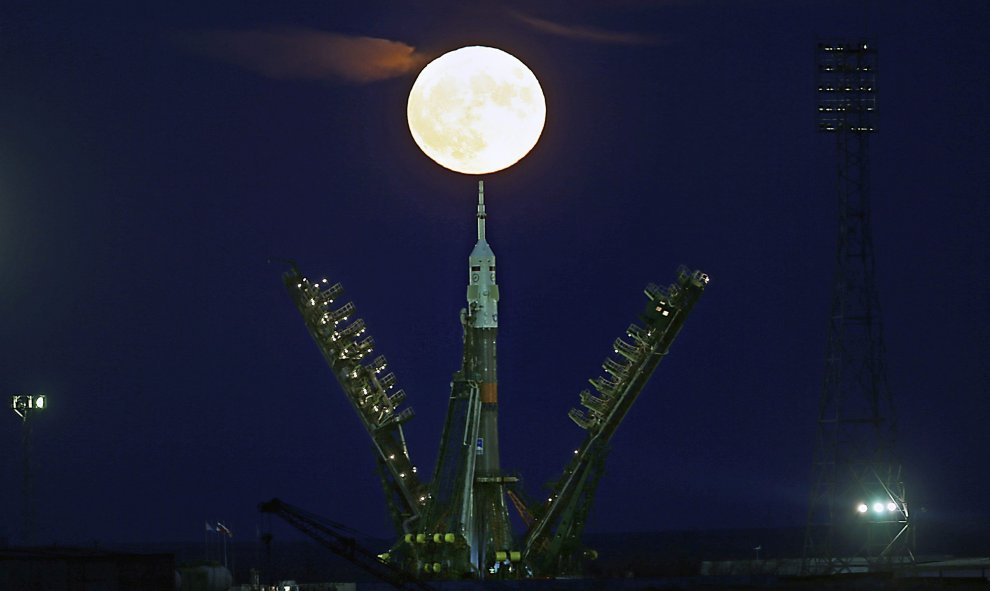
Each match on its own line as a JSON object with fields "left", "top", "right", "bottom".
{"left": 259, "top": 498, "right": 435, "bottom": 591}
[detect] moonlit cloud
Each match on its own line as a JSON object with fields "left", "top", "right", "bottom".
{"left": 175, "top": 27, "right": 426, "bottom": 84}
{"left": 508, "top": 10, "right": 664, "bottom": 46}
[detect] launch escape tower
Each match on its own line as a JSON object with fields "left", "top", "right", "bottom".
{"left": 280, "top": 181, "right": 708, "bottom": 579}
{"left": 802, "top": 40, "right": 913, "bottom": 574}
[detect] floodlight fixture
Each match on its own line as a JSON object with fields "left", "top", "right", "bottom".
{"left": 856, "top": 503, "right": 869, "bottom": 513}
{"left": 815, "top": 39, "right": 877, "bottom": 133}
{"left": 11, "top": 394, "right": 47, "bottom": 421}
{"left": 886, "top": 502, "right": 897, "bottom": 512}
{"left": 872, "top": 502, "right": 885, "bottom": 514}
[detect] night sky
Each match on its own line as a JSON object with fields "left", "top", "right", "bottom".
{"left": 2, "top": 1, "right": 988, "bottom": 548}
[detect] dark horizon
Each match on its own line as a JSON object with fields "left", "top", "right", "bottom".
{"left": 33, "top": 521, "right": 990, "bottom": 584}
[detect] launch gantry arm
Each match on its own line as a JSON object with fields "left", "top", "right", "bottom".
{"left": 522, "top": 266, "right": 709, "bottom": 576}
{"left": 284, "top": 266, "right": 427, "bottom": 534}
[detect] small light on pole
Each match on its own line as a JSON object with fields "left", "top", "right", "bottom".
{"left": 11, "top": 394, "right": 46, "bottom": 421}
{"left": 11, "top": 393, "right": 46, "bottom": 545}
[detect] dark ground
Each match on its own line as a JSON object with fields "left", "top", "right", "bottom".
{"left": 108, "top": 519, "right": 990, "bottom": 585}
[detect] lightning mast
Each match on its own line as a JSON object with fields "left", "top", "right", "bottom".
{"left": 803, "top": 40, "right": 913, "bottom": 574}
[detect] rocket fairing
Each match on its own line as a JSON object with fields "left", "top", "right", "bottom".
{"left": 467, "top": 181, "right": 499, "bottom": 330}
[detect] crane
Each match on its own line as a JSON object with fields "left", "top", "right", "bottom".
{"left": 258, "top": 498, "right": 435, "bottom": 591}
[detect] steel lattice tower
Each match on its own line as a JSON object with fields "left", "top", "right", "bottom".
{"left": 802, "top": 40, "right": 913, "bottom": 575}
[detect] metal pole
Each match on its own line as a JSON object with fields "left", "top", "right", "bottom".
{"left": 20, "top": 414, "right": 35, "bottom": 546}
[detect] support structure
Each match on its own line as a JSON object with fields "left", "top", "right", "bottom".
{"left": 523, "top": 267, "right": 708, "bottom": 576}
{"left": 281, "top": 182, "right": 708, "bottom": 579}
{"left": 803, "top": 40, "right": 913, "bottom": 575}
{"left": 283, "top": 268, "right": 428, "bottom": 535}
{"left": 11, "top": 394, "right": 46, "bottom": 545}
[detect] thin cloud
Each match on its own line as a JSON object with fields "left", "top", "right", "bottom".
{"left": 509, "top": 10, "right": 664, "bottom": 46}
{"left": 175, "top": 27, "right": 426, "bottom": 84}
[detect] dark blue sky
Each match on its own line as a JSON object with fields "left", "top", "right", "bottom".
{"left": 2, "top": 1, "right": 988, "bottom": 547}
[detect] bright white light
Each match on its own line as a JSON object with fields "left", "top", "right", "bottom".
{"left": 407, "top": 46, "right": 546, "bottom": 175}
{"left": 857, "top": 503, "right": 869, "bottom": 513}
{"left": 886, "top": 502, "right": 897, "bottom": 512}
{"left": 34, "top": 396, "right": 45, "bottom": 409}
{"left": 873, "top": 502, "right": 885, "bottom": 513}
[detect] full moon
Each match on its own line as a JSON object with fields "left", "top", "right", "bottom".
{"left": 407, "top": 46, "right": 546, "bottom": 175}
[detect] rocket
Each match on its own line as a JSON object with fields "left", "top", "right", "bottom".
{"left": 283, "top": 178, "right": 707, "bottom": 578}
{"left": 466, "top": 180, "right": 501, "bottom": 474}
{"left": 462, "top": 180, "right": 513, "bottom": 569}
{"left": 414, "top": 180, "right": 513, "bottom": 575}
{"left": 282, "top": 171, "right": 708, "bottom": 578}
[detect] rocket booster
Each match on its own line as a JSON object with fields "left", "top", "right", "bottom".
{"left": 466, "top": 180, "right": 501, "bottom": 476}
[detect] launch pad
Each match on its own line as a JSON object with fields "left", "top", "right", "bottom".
{"left": 277, "top": 181, "right": 708, "bottom": 580}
